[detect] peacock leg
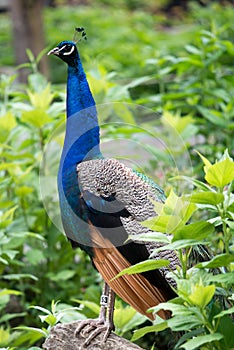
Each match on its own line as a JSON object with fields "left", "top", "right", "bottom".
{"left": 75, "top": 282, "right": 115, "bottom": 346}
{"left": 103, "top": 287, "right": 116, "bottom": 340}
{"left": 83, "top": 282, "right": 109, "bottom": 331}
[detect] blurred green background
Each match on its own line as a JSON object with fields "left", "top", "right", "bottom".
{"left": 0, "top": 1, "right": 234, "bottom": 349}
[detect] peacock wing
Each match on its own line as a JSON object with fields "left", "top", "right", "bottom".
{"left": 77, "top": 158, "right": 180, "bottom": 270}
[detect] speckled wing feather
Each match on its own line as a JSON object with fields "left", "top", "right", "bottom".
{"left": 77, "top": 158, "right": 180, "bottom": 286}
{"left": 77, "top": 158, "right": 160, "bottom": 220}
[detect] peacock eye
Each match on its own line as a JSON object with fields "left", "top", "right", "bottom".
{"left": 62, "top": 44, "right": 75, "bottom": 55}
{"left": 64, "top": 45, "right": 72, "bottom": 51}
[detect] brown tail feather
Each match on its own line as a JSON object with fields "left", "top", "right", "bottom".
{"left": 89, "top": 224, "right": 171, "bottom": 320}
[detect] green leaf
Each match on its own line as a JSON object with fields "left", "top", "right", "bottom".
{"left": 14, "top": 326, "right": 47, "bottom": 338}
{"left": 180, "top": 333, "right": 223, "bottom": 350}
{"left": 0, "top": 312, "right": 26, "bottom": 323}
{"left": 11, "top": 328, "right": 46, "bottom": 347}
{"left": 214, "top": 305, "right": 234, "bottom": 319}
{"left": 114, "top": 306, "right": 140, "bottom": 333}
{"left": 15, "top": 186, "right": 34, "bottom": 197}
{"left": 114, "top": 259, "right": 170, "bottom": 279}
{"left": 185, "top": 44, "right": 201, "bottom": 54}
{"left": 189, "top": 191, "right": 224, "bottom": 205}
{"left": 3, "top": 274, "right": 38, "bottom": 281}
{"left": 207, "top": 272, "right": 234, "bottom": 285}
{"left": 131, "top": 323, "right": 168, "bottom": 341}
{"left": 0, "top": 112, "right": 17, "bottom": 142}
{"left": 58, "top": 307, "right": 87, "bottom": 323}
{"left": 172, "top": 176, "right": 212, "bottom": 192}
{"left": 163, "top": 190, "right": 197, "bottom": 222}
{"left": 27, "top": 84, "right": 54, "bottom": 109}
{"left": 26, "top": 48, "right": 35, "bottom": 62}
{"left": 25, "top": 249, "right": 45, "bottom": 266}
{"left": 3, "top": 249, "right": 18, "bottom": 260}
{"left": 175, "top": 328, "right": 205, "bottom": 348}
{"left": 49, "top": 270, "right": 76, "bottom": 281}
{"left": 151, "top": 302, "right": 191, "bottom": 316}
{"left": 129, "top": 232, "right": 170, "bottom": 244}
{"left": 28, "top": 72, "right": 48, "bottom": 92}
{"left": 113, "top": 103, "right": 135, "bottom": 123}
{"left": 220, "top": 149, "right": 233, "bottom": 162}
{"left": 162, "top": 111, "right": 196, "bottom": 136}
{"left": 189, "top": 284, "right": 215, "bottom": 308}
{"left": 155, "top": 239, "right": 207, "bottom": 251}
{"left": 0, "top": 162, "right": 18, "bottom": 172}
{"left": 73, "top": 300, "right": 100, "bottom": 315}
{"left": 36, "top": 47, "right": 51, "bottom": 65}
{"left": 168, "top": 315, "right": 202, "bottom": 331}
{"left": 30, "top": 305, "right": 51, "bottom": 315}
{"left": 116, "top": 309, "right": 147, "bottom": 335}
{"left": 173, "top": 221, "right": 214, "bottom": 241}
{"left": 197, "top": 106, "right": 227, "bottom": 127}
{"left": 0, "top": 206, "right": 17, "bottom": 228}
{"left": 143, "top": 191, "right": 197, "bottom": 234}
{"left": 196, "top": 151, "right": 212, "bottom": 174}
{"left": 196, "top": 254, "right": 234, "bottom": 268}
{"left": 39, "top": 314, "right": 57, "bottom": 326}
{"left": 0, "top": 257, "right": 8, "bottom": 265}
{"left": 0, "top": 327, "right": 10, "bottom": 346}
{"left": 205, "top": 158, "right": 234, "bottom": 187}
{"left": 143, "top": 215, "right": 183, "bottom": 234}
{"left": 0, "top": 289, "right": 22, "bottom": 297}
{"left": 21, "top": 108, "right": 51, "bottom": 128}
{"left": 51, "top": 299, "right": 59, "bottom": 314}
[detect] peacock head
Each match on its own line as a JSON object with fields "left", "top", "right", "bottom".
{"left": 48, "top": 40, "right": 79, "bottom": 66}
{"left": 48, "top": 28, "right": 87, "bottom": 67}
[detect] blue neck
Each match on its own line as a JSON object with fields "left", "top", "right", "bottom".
{"left": 67, "top": 58, "right": 95, "bottom": 118}
{"left": 61, "top": 54, "right": 101, "bottom": 169}
{"left": 57, "top": 45, "right": 101, "bottom": 248}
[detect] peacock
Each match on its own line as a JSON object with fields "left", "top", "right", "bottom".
{"left": 48, "top": 29, "right": 180, "bottom": 346}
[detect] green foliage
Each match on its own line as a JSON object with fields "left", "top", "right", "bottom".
{"left": 12, "top": 300, "right": 87, "bottom": 347}
{"left": 128, "top": 151, "right": 234, "bottom": 350}
{"left": 115, "top": 259, "right": 170, "bottom": 278}
{"left": 126, "top": 6, "right": 234, "bottom": 164}
{"left": 1, "top": 3, "right": 234, "bottom": 349}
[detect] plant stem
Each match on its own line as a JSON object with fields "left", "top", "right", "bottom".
{"left": 218, "top": 187, "right": 231, "bottom": 257}
{"left": 21, "top": 197, "right": 29, "bottom": 230}
{"left": 179, "top": 248, "right": 188, "bottom": 279}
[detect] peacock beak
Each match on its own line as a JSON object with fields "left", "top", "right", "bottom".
{"left": 47, "top": 47, "right": 60, "bottom": 56}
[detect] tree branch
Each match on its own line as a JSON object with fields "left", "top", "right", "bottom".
{"left": 42, "top": 321, "right": 146, "bottom": 350}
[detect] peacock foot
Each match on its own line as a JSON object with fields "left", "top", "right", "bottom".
{"left": 75, "top": 318, "right": 114, "bottom": 347}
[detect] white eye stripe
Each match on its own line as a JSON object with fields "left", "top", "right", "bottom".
{"left": 57, "top": 45, "right": 67, "bottom": 52}
{"left": 63, "top": 45, "right": 75, "bottom": 55}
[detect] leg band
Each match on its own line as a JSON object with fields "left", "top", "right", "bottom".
{"left": 100, "top": 294, "right": 108, "bottom": 306}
